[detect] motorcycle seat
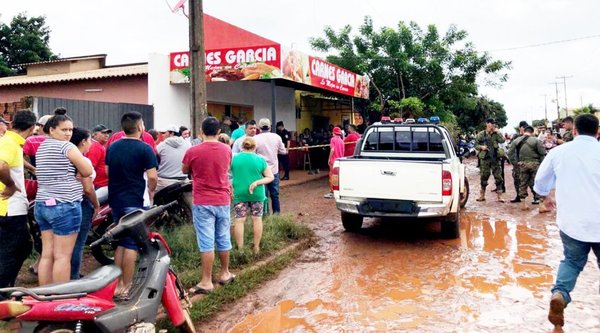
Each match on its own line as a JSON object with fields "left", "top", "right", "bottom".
{"left": 96, "top": 186, "right": 109, "bottom": 206}
{"left": 23, "top": 265, "right": 122, "bottom": 296}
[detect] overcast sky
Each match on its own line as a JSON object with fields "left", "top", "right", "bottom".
{"left": 3, "top": 0, "right": 599, "bottom": 130}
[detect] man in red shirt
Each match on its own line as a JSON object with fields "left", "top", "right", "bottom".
{"left": 86, "top": 124, "right": 112, "bottom": 188}
{"left": 182, "top": 117, "right": 234, "bottom": 294}
{"left": 344, "top": 124, "right": 361, "bottom": 157}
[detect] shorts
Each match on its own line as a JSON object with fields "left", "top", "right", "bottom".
{"left": 112, "top": 206, "right": 143, "bottom": 250}
{"left": 233, "top": 201, "right": 264, "bottom": 219}
{"left": 35, "top": 201, "right": 82, "bottom": 236}
{"left": 192, "top": 204, "right": 231, "bottom": 252}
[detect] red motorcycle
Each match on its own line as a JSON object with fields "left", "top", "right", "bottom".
{"left": 0, "top": 202, "right": 196, "bottom": 333}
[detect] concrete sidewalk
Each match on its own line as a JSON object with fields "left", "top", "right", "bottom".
{"left": 279, "top": 169, "right": 329, "bottom": 189}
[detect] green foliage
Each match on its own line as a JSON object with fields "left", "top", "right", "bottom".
{"left": 532, "top": 119, "right": 547, "bottom": 127}
{"left": 0, "top": 13, "right": 57, "bottom": 77}
{"left": 572, "top": 103, "right": 599, "bottom": 116}
{"left": 309, "top": 16, "right": 511, "bottom": 132}
{"left": 454, "top": 96, "right": 507, "bottom": 133}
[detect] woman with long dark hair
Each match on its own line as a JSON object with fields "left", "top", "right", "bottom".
{"left": 35, "top": 109, "right": 93, "bottom": 285}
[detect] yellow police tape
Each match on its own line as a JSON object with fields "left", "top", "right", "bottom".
{"left": 287, "top": 141, "right": 358, "bottom": 151}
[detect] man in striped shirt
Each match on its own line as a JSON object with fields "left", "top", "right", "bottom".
{"left": 0, "top": 110, "right": 37, "bottom": 289}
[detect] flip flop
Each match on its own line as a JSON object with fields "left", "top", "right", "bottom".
{"left": 189, "top": 284, "right": 213, "bottom": 295}
{"left": 219, "top": 274, "right": 236, "bottom": 286}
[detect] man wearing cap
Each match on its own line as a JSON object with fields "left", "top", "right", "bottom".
{"left": 475, "top": 118, "right": 506, "bottom": 202}
{"left": 508, "top": 125, "right": 546, "bottom": 211}
{"left": 22, "top": 114, "right": 52, "bottom": 173}
{"left": 508, "top": 121, "right": 534, "bottom": 203}
{"left": 86, "top": 125, "right": 112, "bottom": 189}
{"left": 254, "top": 118, "right": 287, "bottom": 214}
{"left": 557, "top": 116, "right": 574, "bottom": 144}
{"left": 156, "top": 125, "right": 191, "bottom": 191}
{"left": 0, "top": 118, "right": 8, "bottom": 138}
{"left": 324, "top": 126, "right": 345, "bottom": 199}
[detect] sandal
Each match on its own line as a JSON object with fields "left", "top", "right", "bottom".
{"left": 219, "top": 274, "right": 236, "bottom": 286}
{"left": 189, "top": 284, "right": 213, "bottom": 295}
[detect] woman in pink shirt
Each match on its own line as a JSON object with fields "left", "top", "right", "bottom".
{"left": 324, "top": 127, "right": 344, "bottom": 198}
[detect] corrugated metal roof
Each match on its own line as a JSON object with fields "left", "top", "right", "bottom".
{"left": 0, "top": 64, "right": 148, "bottom": 87}
{"left": 17, "top": 54, "right": 107, "bottom": 66}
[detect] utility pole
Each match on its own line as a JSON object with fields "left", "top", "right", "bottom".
{"left": 549, "top": 81, "right": 561, "bottom": 124}
{"left": 541, "top": 94, "right": 548, "bottom": 126}
{"left": 189, "top": 0, "right": 207, "bottom": 137}
{"left": 556, "top": 75, "right": 573, "bottom": 117}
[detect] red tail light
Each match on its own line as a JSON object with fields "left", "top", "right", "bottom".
{"left": 442, "top": 170, "right": 452, "bottom": 196}
{"left": 332, "top": 166, "right": 340, "bottom": 191}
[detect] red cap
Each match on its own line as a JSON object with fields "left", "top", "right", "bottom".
{"left": 333, "top": 127, "right": 342, "bottom": 136}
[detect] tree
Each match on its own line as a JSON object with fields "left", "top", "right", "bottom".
{"left": 455, "top": 96, "right": 507, "bottom": 133}
{"left": 572, "top": 104, "right": 599, "bottom": 116}
{"left": 0, "top": 13, "right": 57, "bottom": 77}
{"left": 310, "top": 16, "right": 510, "bottom": 131}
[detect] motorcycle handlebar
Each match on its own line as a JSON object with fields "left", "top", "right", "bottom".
{"left": 89, "top": 201, "right": 178, "bottom": 248}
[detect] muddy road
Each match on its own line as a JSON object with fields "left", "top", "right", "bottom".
{"left": 202, "top": 161, "right": 599, "bottom": 332}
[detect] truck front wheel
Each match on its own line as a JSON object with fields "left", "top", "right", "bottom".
{"left": 441, "top": 212, "right": 460, "bottom": 239}
{"left": 341, "top": 212, "right": 363, "bottom": 232}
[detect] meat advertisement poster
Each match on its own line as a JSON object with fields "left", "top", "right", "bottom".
{"left": 169, "top": 46, "right": 369, "bottom": 99}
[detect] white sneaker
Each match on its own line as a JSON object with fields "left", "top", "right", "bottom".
{"left": 323, "top": 192, "right": 334, "bottom": 199}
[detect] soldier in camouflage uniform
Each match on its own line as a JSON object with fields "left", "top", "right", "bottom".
{"left": 508, "top": 121, "right": 529, "bottom": 203}
{"left": 475, "top": 118, "right": 506, "bottom": 202}
{"left": 508, "top": 126, "right": 546, "bottom": 210}
{"left": 558, "top": 116, "right": 574, "bottom": 144}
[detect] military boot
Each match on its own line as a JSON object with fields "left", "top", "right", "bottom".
{"left": 520, "top": 200, "right": 530, "bottom": 211}
{"left": 496, "top": 191, "right": 505, "bottom": 203}
{"left": 476, "top": 187, "right": 486, "bottom": 201}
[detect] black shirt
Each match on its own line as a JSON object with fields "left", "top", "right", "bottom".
{"left": 277, "top": 129, "right": 290, "bottom": 147}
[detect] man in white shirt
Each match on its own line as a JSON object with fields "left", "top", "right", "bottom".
{"left": 533, "top": 114, "right": 600, "bottom": 329}
{"left": 254, "top": 118, "right": 287, "bottom": 214}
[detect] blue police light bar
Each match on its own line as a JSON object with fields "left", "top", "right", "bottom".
{"left": 430, "top": 116, "right": 441, "bottom": 124}
{"left": 417, "top": 117, "right": 429, "bottom": 123}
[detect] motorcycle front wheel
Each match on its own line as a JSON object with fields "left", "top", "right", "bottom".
{"left": 90, "top": 219, "right": 116, "bottom": 266}
{"left": 178, "top": 309, "right": 196, "bottom": 333}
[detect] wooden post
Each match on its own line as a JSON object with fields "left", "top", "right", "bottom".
{"left": 189, "top": 0, "right": 207, "bottom": 137}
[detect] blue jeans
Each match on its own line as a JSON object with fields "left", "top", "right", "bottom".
{"left": 70, "top": 199, "right": 94, "bottom": 279}
{"left": 552, "top": 231, "right": 600, "bottom": 305}
{"left": 192, "top": 205, "right": 231, "bottom": 252}
{"left": 112, "top": 206, "right": 142, "bottom": 250}
{"left": 265, "top": 173, "right": 280, "bottom": 214}
{"left": 34, "top": 201, "right": 82, "bottom": 236}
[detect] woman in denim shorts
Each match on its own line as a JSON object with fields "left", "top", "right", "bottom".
{"left": 231, "top": 137, "right": 274, "bottom": 254}
{"left": 34, "top": 109, "right": 93, "bottom": 285}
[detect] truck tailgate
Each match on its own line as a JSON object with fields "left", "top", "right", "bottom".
{"left": 338, "top": 159, "right": 443, "bottom": 202}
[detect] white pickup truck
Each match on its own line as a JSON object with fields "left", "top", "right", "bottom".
{"left": 332, "top": 120, "right": 469, "bottom": 238}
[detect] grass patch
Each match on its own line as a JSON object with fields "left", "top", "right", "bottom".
{"left": 162, "top": 214, "right": 312, "bottom": 288}
{"left": 156, "top": 214, "right": 312, "bottom": 332}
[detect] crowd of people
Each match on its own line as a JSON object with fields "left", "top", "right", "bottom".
{"left": 0, "top": 108, "right": 301, "bottom": 296}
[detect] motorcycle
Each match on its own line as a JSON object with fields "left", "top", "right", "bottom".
{"left": 25, "top": 181, "right": 116, "bottom": 266}
{"left": 0, "top": 202, "right": 196, "bottom": 333}
{"left": 152, "top": 180, "right": 192, "bottom": 229}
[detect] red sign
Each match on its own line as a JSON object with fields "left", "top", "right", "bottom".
{"left": 170, "top": 44, "right": 281, "bottom": 82}
{"left": 308, "top": 56, "right": 356, "bottom": 96}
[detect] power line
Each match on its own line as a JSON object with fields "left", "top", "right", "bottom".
{"left": 486, "top": 34, "right": 600, "bottom": 52}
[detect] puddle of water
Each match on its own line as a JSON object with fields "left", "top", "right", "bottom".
{"left": 229, "top": 209, "right": 595, "bottom": 332}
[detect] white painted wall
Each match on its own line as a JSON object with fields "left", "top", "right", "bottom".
{"left": 148, "top": 53, "right": 297, "bottom": 132}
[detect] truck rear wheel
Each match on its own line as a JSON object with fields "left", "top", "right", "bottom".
{"left": 459, "top": 178, "right": 469, "bottom": 208}
{"left": 341, "top": 212, "right": 363, "bottom": 232}
{"left": 441, "top": 211, "right": 460, "bottom": 239}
